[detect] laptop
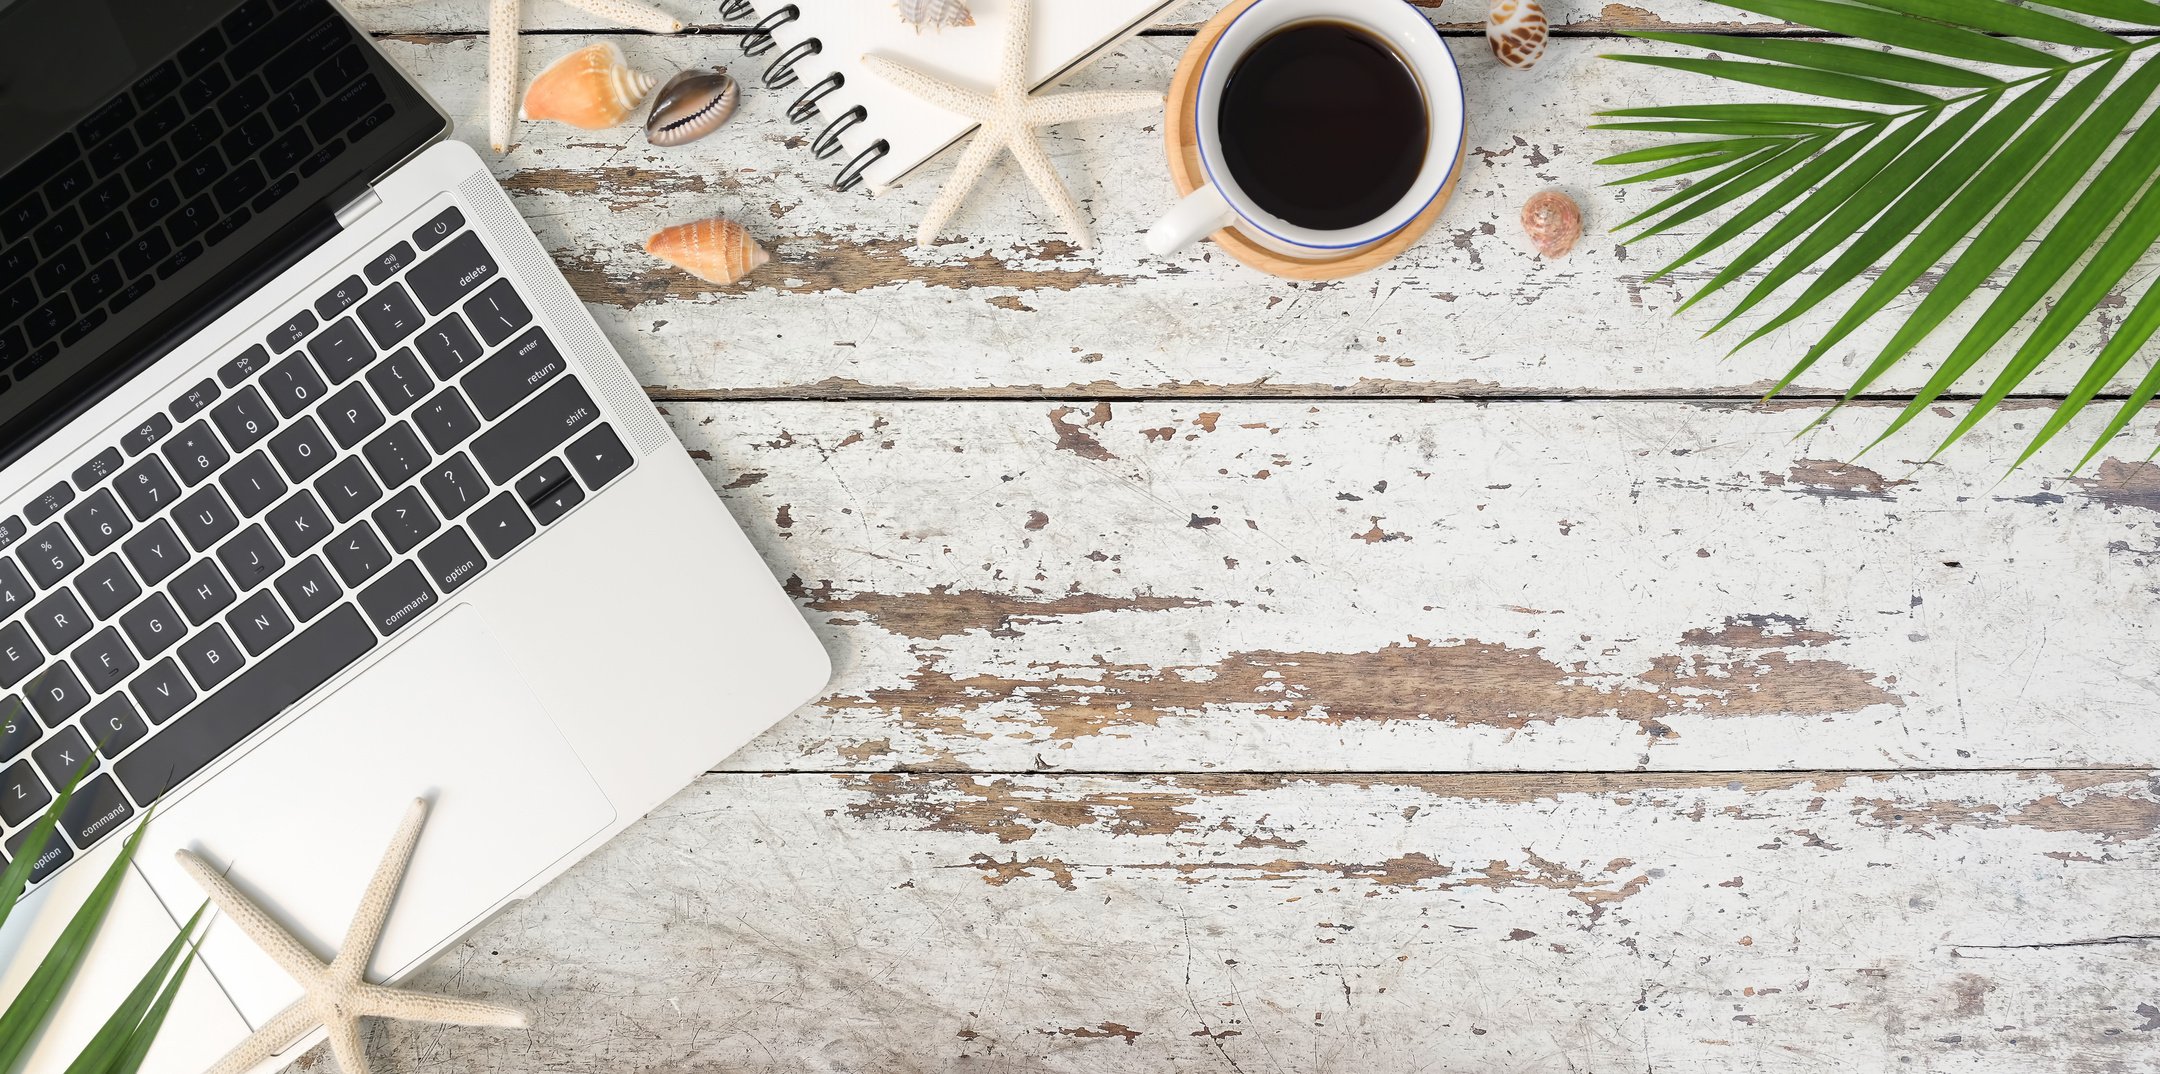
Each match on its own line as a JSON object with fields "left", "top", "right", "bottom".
{"left": 0, "top": 0, "right": 832, "bottom": 1068}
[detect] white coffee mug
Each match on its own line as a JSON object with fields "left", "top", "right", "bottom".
{"left": 1145, "top": 0, "right": 1465, "bottom": 259}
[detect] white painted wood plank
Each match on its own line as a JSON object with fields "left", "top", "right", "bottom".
{"left": 372, "top": 33, "right": 2153, "bottom": 399}
{"left": 659, "top": 399, "right": 2160, "bottom": 772}
{"left": 363, "top": 770, "right": 2160, "bottom": 1073}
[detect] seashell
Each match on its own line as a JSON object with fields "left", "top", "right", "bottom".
{"left": 1487, "top": 0, "right": 1548, "bottom": 69}
{"left": 645, "top": 69, "right": 741, "bottom": 147}
{"left": 895, "top": 0, "right": 974, "bottom": 31}
{"left": 1520, "top": 190, "right": 1581, "bottom": 259}
{"left": 646, "top": 216, "right": 770, "bottom": 285}
{"left": 521, "top": 43, "right": 657, "bottom": 130}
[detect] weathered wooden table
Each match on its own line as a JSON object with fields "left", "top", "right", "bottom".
{"left": 338, "top": 2, "right": 2159, "bottom": 1069}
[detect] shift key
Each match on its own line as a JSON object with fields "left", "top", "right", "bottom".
{"left": 472, "top": 377, "right": 597, "bottom": 484}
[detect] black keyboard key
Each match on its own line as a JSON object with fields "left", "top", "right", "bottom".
{"left": 127, "top": 179, "right": 180, "bottom": 233}
{"left": 27, "top": 663, "right": 90, "bottom": 728}
{"left": 128, "top": 658, "right": 195, "bottom": 724}
{"left": 250, "top": 173, "right": 298, "bottom": 215}
{"left": 268, "top": 416, "right": 333, "bottom": 482}
{"left": 326, "top": 522, "right": 388, "bottom": 587}
{"left": 36, "top": 243, "right": 88, "bottom": 295}
{"left": 177, "top": 150, "right": 228, "bottom": 200}
{"left": 175, "top": 486, "right": 238, "bottom": 551}
{"left": 412, "top": 207, "right": 462, "bottom": 252}
{"left": 472, "top": 377, "right": 597, "bottom": 484}
{"left": 261, "top": 126, "right": 311, "bottom": 177}
{"left": 68, "top": 260, "right": 123, "bottom": 312}
{"left": 219, "top": 344, "right": 273, "bottom": 387}
{"left": 366, "top": 348, "right": 431, "bottom": 415}
{"left": 0, "top": 698, "right": 33, "bottom": 762}
{"left": 169, "top": 380, "right": 220, "bottom": 422}
{"left": 135, "top": 59, "right": 183, "bottom": 105}
{"left": 25, "top": 297, "right": 73, "bottom": 346}
{"left": 421, "top": 454, "right": 486, "bottom": 520}
{"left": 321, "top": 384, "right": 383, "bottom": 451}
{"left": 71, "top": 628, "right": 136, "bottom": 694}
{"left": 413, "top": 315, "right": 482, "bottom": 380}
{"left": 7, "top": 823, "right": 73, "bottom": 884}
{"left": 568, "top": 423, "right": 633, "bottom": 490}
{"left": 518, "top": 458, "right": 584, "bottom": 526}
{"left": 222, "top": 114, "right": 274, "bottom": 163}
{"left": 356, "top": 283, "right": 423, "bottom": 349}
{"left": 32, "top": 728, "right": 92, "bottom": 790}
{"left": 467, "top": 492, "right": 533, "bottom": 559}
{"left": 161, "top": 419, "right": 228, "bottom": 485}
{"left": 463, "top": 328, "right": 562, "bottom": 421}
{"left": 59, "top": 308, "right": 108, "bottom": 348}
{"left": 307, "top": 317, "right": 373, "bottom": 382}
{"left": 122, "top": 414, "right": 173, "bottom": 456}
{"left": 267, "top": 309, "right": 318, "bottom": 353}
{"left": 110, "top": 276, "right": 155, "bottom": 314}
{"left": 0, "top": 520, "right": 20, "bottom": 556}
{"left": 120, "top": 592, "right": 184, "bottom": 659}
{"left": 0, "top": 277, "right": 34, "bottom": 323}
{"left": 318, "top": 43, "right": 372, "bottom": 93}
{"left": 178, "top": 624, "right": 243, "bottom": 689}
{"left": 81, "top": 97, "right": 136, "bottom": 148}
{"left": 180, "top": 27, "right": 225, "bottom": 74}
{"left": 115, "top": 603, "right": 373, "bottom": 803}
{"left": 0, "top": 561, "right": 33, "bottom": 620}
{"left": 171, "top": 112, "right": 222, "bottom": 162}
{"left": 308, "top": 74, "right": 383, "bottom": 143}
{"left": 0, "top": 326, "right": 29, "bottom": 371}
{"left": 219, "top": 452, "right": 286, "bottom": 516}
{"left": 156, "top": 241, "right": 204, "bottom": 281}
{"left": 63, "top": 489, "right": 130, "bottom": 556}
{"left": 171, "top": 559, "right": 235, "bottom": 625}
{"left": 33, "top": 204, "right": 82, "bottom": 259}
{"left": 216, "top": 525, "right": 282, "bottom": 590}
{"left": 315, "top": 275, "right": 365, "bottom": 320}
{"left": 81, "top": 696, "right": 149, "bottom": 761}
{"left": 212, "top": 159, "right": 266, "bottom": 214}
{"left": 357, "top": 561, "right": 433, "bottom": 636}
{"left": 216, "top": 74, "right": 271, "bottom": 127}
{"left": 297, "top": 141, "right": 343, "bottom": 179}
{"left": 362, "top": 422, "right": 428, "bottom": 489}
{"left": 132, "top": 97, "right": 186, "bottom": 149}
{"left": 0, "top": 623, "right": 41, "bottom": 688}
{"left": 265, "top": 490, "right": 330, "bottom": 555}
{"left": 412, "top": 390, "right": 477, "bottom": 453}
{"left": 16, "top": 343, "right": 56, "bottom": 378}
{"left": 364, "top": 240, "right": 414, "bottom": 285}
{"left": 180, "top": 66, "right": 232, "bottom": 112}
{"left": 205, "top": 207, "right": 252, "bottom": 247}
{"left": 20, "top": 524, "right": 82, "bottom": 588}
{"left": 56, "top": 772, "right": 131, "bottom": 850}
{"left": 463, "top": 280, "right": 531, "bottom": 347}
{"left": 25, "top": 482, "right": 73, "bottom": 526}
{"left": 80, "top": 178, "right": 128, "bottom": 227}
{"left": 370, "top": 488, "right": 437, "bottom": 555}
{"left": 210, "top": 385, "right": 278, "bottom": 453}
{"left": 223, "top": 0, "right": 275, "bottom": 41}
{"left": 115, "top": 456, "right": 180, "bottom": 521}
{"left": 274, "top": 556, "right": 340, "bottom": 622}
{"left": 121, "top": 518, "right": 188, "bottom": 587}
{"left": 0, "top": 758, "right": 52, "bottom": 827}
{"left": 268, "top": 81, "right": 320, "bottom": 130}
{"left": 0, "top": 195, "right": 45, "bottom": 247}
{"left": 417, "top": 527, "right": 483, "bottom": 594}
{"left": 27, "top": 587, "right": 90, "bottom": 651}
{"left": 119, "top": 231, "right": 173, "bottom": 280}
{"left": 41, "top": 165, "right": 92, "bottom": 214}
{"left": 314, "top": 457, "right": 380, "bottom": 522}
{"left": 172, "top": 198, "right": 215, "bottom": 249}
{"left": 406, "top": 232, "right": 496, "bottom": 315}
{"left": 225, "top": 590, "right": 291, "bottom": 656}
{"left": 76, "top": 555, "right": 140, "bottom": 621}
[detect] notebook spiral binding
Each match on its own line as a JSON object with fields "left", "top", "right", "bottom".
{"left": 727, "top": 3, "right": 890, "bottom": 191}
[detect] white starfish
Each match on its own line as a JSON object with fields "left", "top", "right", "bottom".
{"left": 487, "top": 0, "right": 683, "bottom": 153}
{"left": 862, "top": 0, "right": 1160, "bottom": 250}
{"left": 179, "top": 799, "right": 527, "bottom": 1074}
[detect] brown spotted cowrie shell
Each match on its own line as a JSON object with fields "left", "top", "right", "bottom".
{"left": 1488, "top": 0, "right": 1549, "bottom": 69}
{"left": 645, "top": 69, "right": 741, "bottom": 147}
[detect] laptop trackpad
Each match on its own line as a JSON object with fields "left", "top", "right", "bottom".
{"left": 132, "top": 606, "right": 614, "bottom": 1028}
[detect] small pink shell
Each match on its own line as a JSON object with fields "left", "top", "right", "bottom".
{"left": 1521, "top": 190, "right": 1581, "bottom": 259}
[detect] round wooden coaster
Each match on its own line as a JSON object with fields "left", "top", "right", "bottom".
{"left": 1160, "top": 0, "right": 1463, "bottom": 281}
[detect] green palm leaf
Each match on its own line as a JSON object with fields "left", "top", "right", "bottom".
{"left": 1597, "top": 0, "right": 2160, "bottom": 469}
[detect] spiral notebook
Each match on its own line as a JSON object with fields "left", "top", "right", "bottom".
{"left": 733, "top": 0, "right": 1179, "bottom": 192}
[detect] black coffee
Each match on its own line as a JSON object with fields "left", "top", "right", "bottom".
{"left": 1216, "top": 21, "right": 1428, "bottom": 232}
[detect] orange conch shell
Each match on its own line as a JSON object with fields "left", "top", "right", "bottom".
{"left": 521, "top": 43, "right": 658, "bottom": 130}
{"left": 1487, "top": 0, "right": 1548, "bottom": 69}
{"left": 646, "top": 216, "right": 770, "bottom": 285}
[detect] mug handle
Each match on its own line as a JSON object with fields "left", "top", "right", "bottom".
{"left": 1146, "top": 184, "right": 1236, "bottom": 256}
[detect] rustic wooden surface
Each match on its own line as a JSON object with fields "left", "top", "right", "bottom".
{"left": 330, "top": 1, "right": 2160, "bottom": 1070}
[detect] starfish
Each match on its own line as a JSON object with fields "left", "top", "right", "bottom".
{"left": 487, "top": 0, "right": 683, "bottom": 153}
{"left": 862, "top": 0, "right": 1160, "bottom": 250}
{"left": 179, "top": 799, "right": 527, "bottom": 1074}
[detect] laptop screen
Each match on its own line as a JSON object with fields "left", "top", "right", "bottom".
{"left": 0, "top": 0, "right": 444, "bottom": 469}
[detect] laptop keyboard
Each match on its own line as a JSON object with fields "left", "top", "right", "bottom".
{"left": 0, "top": 204, "right": 636, "bottom": 884}
{"left": 0, "top": 0, "right": 391, "bottom": 380}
